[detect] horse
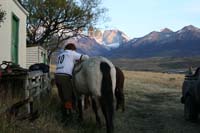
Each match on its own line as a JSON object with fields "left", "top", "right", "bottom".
{"left": 115, "top": 66, "right": 125, "bottom": 112}
{"left": 73, "top": 56, "right": 116, "bottom": 133}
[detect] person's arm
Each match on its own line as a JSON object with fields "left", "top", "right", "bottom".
{"left": 72, "top": 51, "right": 89, "bottom": 61}
{"left": 80, "top": 54, "right": 89, "bottom": 61}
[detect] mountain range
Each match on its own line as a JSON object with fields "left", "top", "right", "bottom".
{"left": 108, "top": 25, "right": 200, "bottom": 58}
{"left": 61, "top": 25, "right": 200, "bottom": 59}
{"left": 63, "top": 29, "right": 129, "bottom": 55}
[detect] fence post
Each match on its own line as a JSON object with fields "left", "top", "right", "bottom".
{"left": 37, "top": 75, "right": 41, "bottom": 100}
{"left": 24, "top": 74, "right": 31, "bottom": 114}
{"left": 24, "top": 70, "right": 50, "bottom": 113}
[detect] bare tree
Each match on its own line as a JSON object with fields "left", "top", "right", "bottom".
{"left": 19, "top": 0, "right": 107, "bottom": 63}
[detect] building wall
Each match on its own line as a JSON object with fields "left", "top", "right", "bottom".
{"left": 26, "top": 46, "right": 47, "bottom": 68}
{"left": 26, "top": 46, "right": 39, "bottom": 68}
{"left": 0, "top": 0, "right": 28, "bottom": 68}
{"left": 38, "top": 46, "right": 47, "bottom": 64}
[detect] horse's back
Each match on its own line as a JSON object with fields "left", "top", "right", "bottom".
{"left": 74, "top": 56, "right": 116, "bottom": 96}
{"left": 86, "top": 57, "right": 116, "bottom": 95}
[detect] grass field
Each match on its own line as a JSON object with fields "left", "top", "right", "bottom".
{"left": 111, "top": 56, "right": 200, "bottom": 73}
{"left": 1, "top": 70, "right": 200, "bottom": 133}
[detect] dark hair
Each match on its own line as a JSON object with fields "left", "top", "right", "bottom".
{"left": 64, "top": 43, "right": 76, "bottom": 50}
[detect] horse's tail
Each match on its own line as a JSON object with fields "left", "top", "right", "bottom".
{"left": 100, "top": 62, "right": 114, "bottom": 133}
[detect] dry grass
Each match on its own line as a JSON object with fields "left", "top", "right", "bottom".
{"left": 121, "top": 70, "right": 200, "bottom": 133}
{"left": 124, "top": 71, "right": 184, "bottom": 89}
{"left": 1, "top": 70, "right": 200, "bottom": 133}
{"left": 111, "top": 57, "right": 200, "bottom": 72}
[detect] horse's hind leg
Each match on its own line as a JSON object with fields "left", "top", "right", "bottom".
{"left": 121, "top": 92, "right": 125, "bottom": 111}
{"left": 100, "top": 97, "right": 114, "bottom": 133}
{"left": 91, "top": 97, "right": 101, "bottom": 127}
{"left": 115, "top": 88, "right": 120, "bottom": 111}
{"left": 115, "top": 88, "right": 125, "bottom": 112}
{"left": 78, "top": 96, "right": 83, "bottom": 121}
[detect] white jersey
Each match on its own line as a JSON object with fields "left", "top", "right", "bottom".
{"left": 55, "top": 50, "right": 82, "bottom": 75}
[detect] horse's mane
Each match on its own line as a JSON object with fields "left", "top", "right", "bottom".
{"left": 73, "top": 61, "right": 83, "bottom": 75}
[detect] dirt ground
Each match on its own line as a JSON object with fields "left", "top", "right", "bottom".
{"left": 113, "top": 71, "right": 200, "bottom": 133}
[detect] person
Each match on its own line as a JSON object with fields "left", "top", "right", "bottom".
{"left": 55, "top": 43, "right": 89, "bottom": 115}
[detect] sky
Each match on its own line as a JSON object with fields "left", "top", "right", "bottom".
{"left": 100, "top": 0, "right": 200, "bottom": 38}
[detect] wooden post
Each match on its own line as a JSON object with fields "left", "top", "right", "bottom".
{"left": 37, "top": 75, "right": 41, "bottom": 100}
{"left": 24, "top": 70, "right": 50, "bottom": 113}
{"left": 24, "top": 74, "right": 31, "bottom": 114}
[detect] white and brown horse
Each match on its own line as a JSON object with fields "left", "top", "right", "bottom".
{"left": 73, "top": 56, "right": 116, "bottom": 133}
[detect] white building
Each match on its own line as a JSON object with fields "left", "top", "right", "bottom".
{"left": 0, "top": 0, "right": 28, "bottom": 68}
{"left": 26, "top": 45, "right": 48, "bottom": 68}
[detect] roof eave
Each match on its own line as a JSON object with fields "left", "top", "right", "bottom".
{"left": 13, "top": 0, "right": 29, "bottom": 16}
